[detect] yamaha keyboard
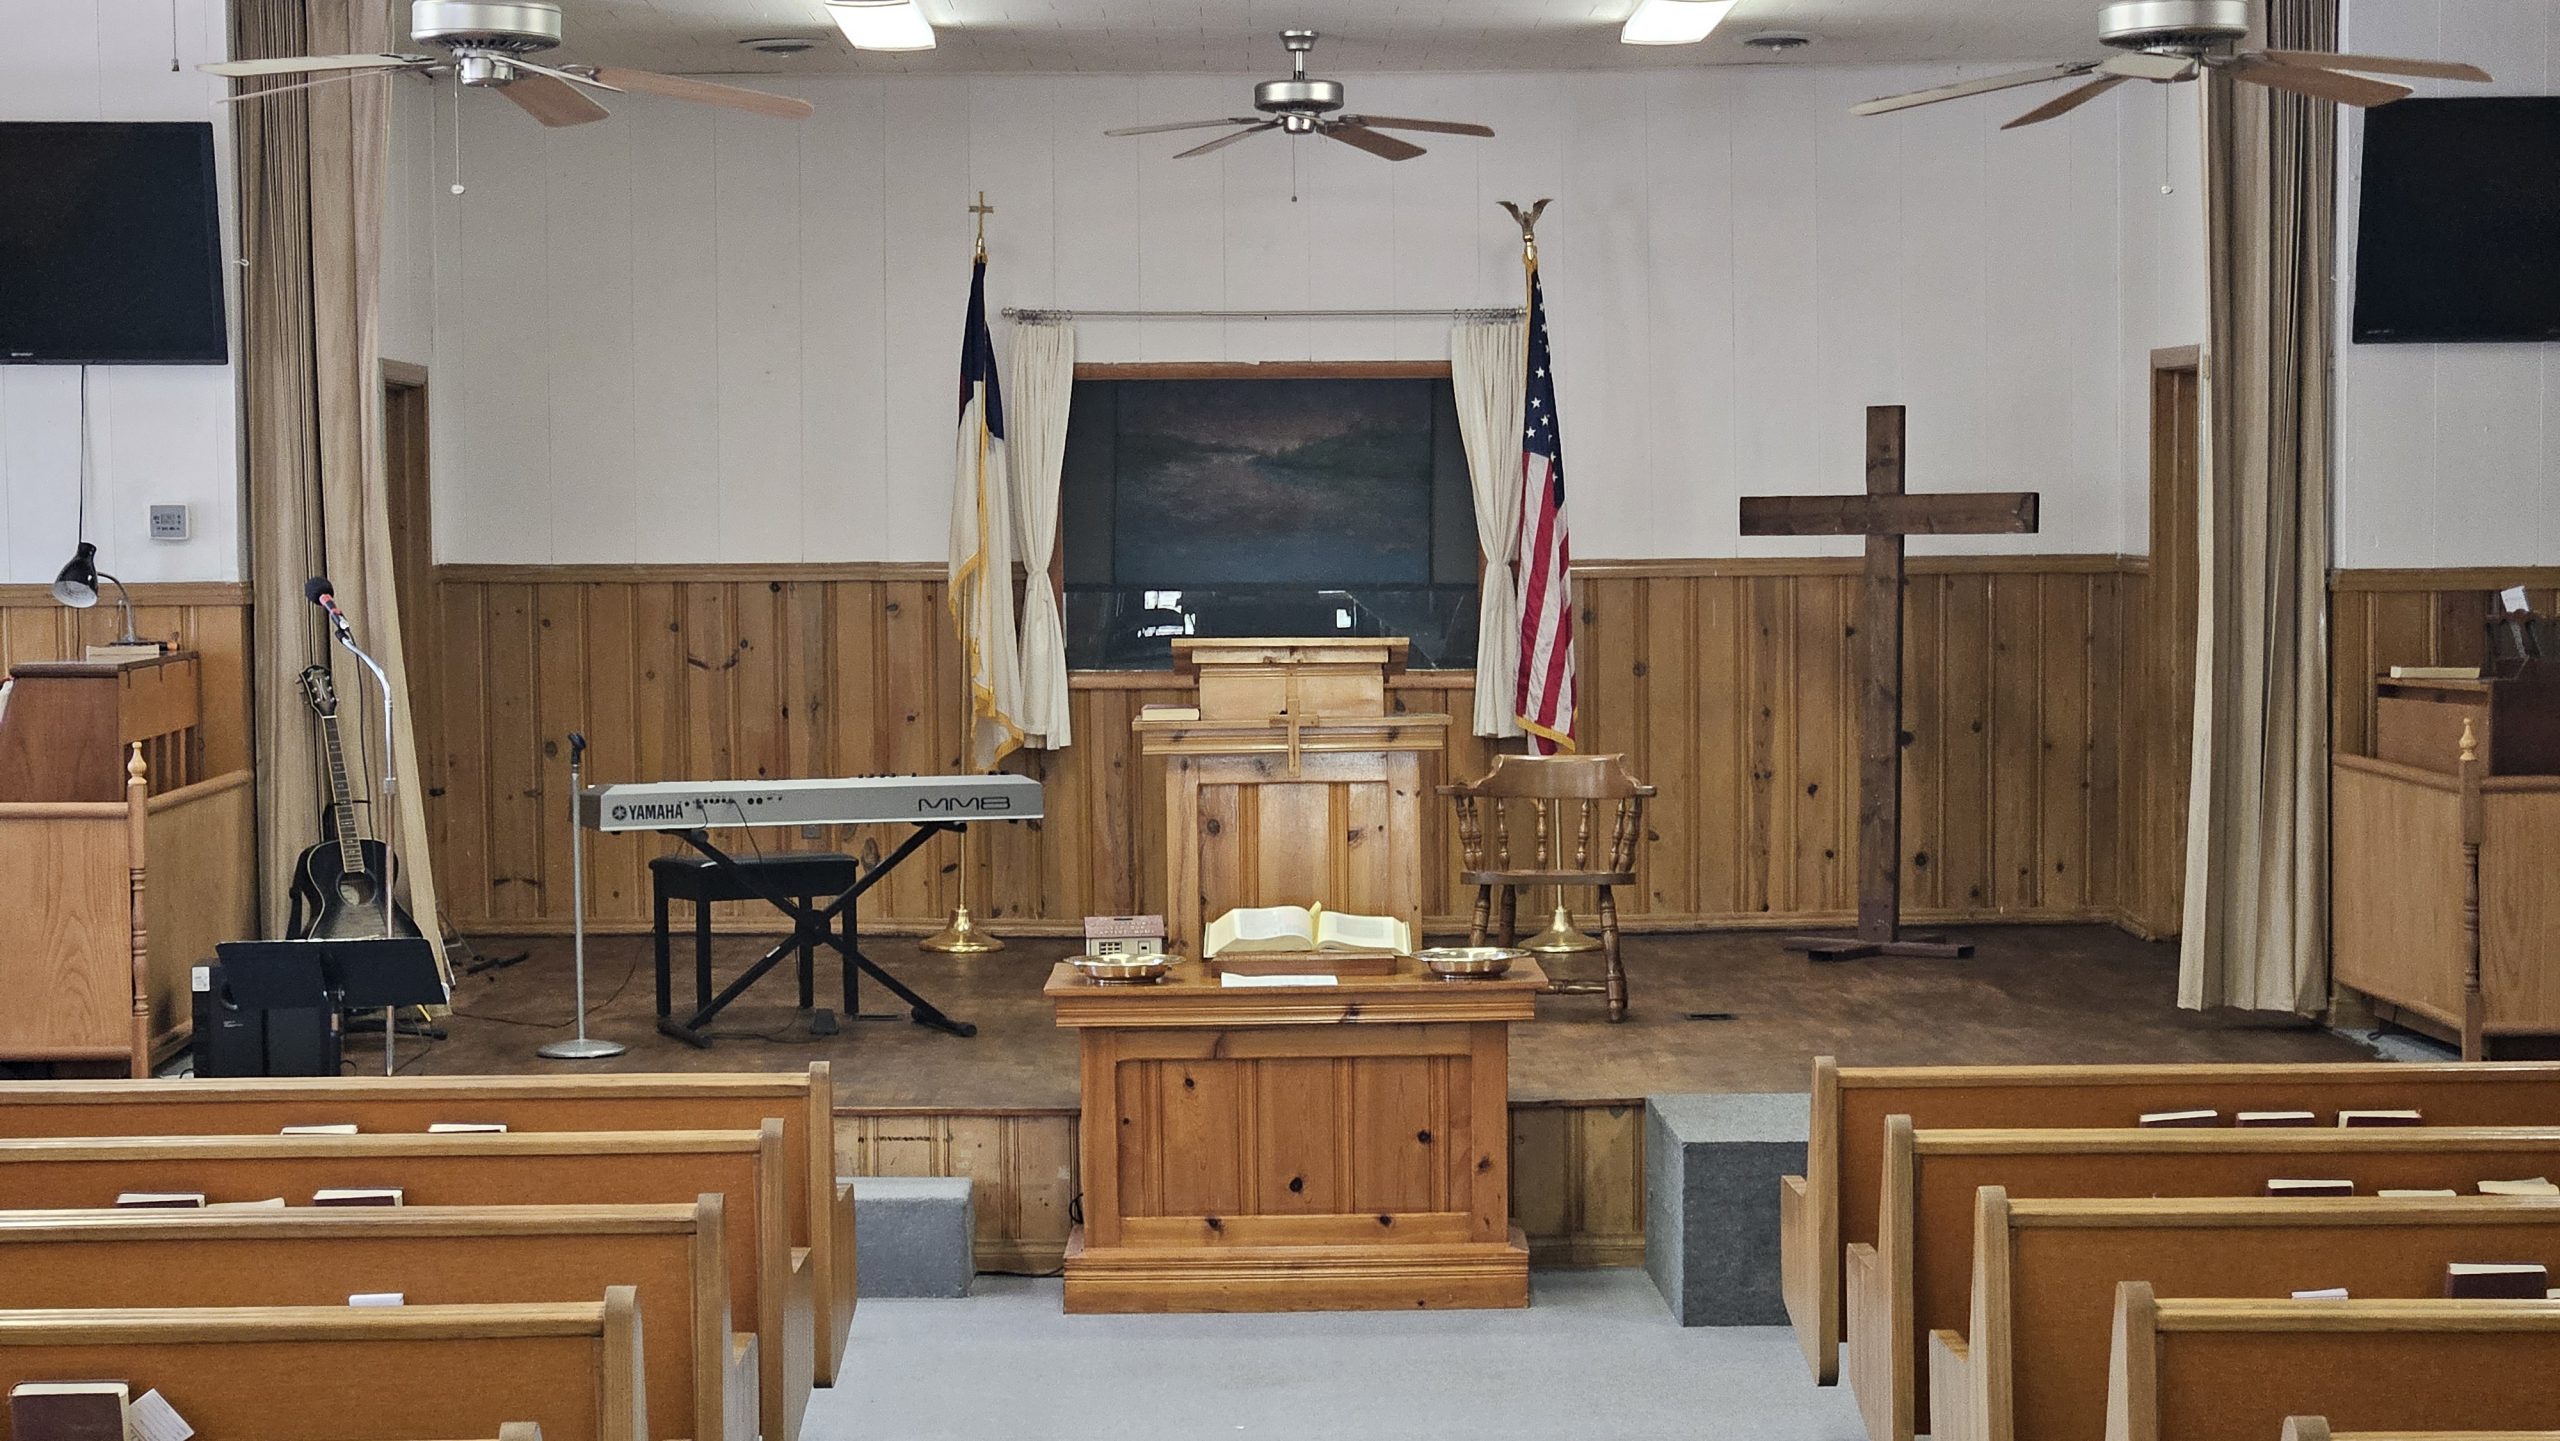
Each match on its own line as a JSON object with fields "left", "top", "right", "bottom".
{"left": 578, "top": 773, "right": 1043, "bottom": 833}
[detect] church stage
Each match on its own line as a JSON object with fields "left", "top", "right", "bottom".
{"left": 403, "top": 924, "right": 2371, "bottom": 1273}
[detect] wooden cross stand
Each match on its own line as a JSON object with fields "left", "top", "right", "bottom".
{"left": 1739, "top": 405, "right": 2039, "bottom": 960}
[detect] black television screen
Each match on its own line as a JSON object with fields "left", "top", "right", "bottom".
{"left": 2354, "top": 97, "right": 2560, "bottom": 344}
{"left": 0, "top": 121, "right": 228, "bottom": 364}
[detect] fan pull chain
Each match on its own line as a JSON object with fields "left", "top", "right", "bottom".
{"left": 2159, "top": 82, "right": 2174, "bottom": 195}
{"left": 168, "top": 0, "right": 180, "bottom": 71}
{"left": 1290, "top": 136, "right": 1300, "bottom": 203}
{"left": 450, "top": 71, "right": 467, "bottom": 195}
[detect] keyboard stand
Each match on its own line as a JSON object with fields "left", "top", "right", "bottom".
{"left": 656, "top": 820, "right": 979, "bottom": 1048}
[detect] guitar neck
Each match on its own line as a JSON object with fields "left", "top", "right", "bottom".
{"left": 320, "top": 711, "right": 364, "bottom": 877}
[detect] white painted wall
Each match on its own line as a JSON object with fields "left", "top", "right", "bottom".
{"left": 401, "top": 64, "right": 2207, "bottom": 565}
{"left": 2336, "top": 0, "right": 2560, "bottom": 569}
{"left": 0, "top": 0, "right": 241, "bottom": 585}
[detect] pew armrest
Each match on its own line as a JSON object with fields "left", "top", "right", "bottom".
{"left": 1781, "top": 1173, "right": 1838, "bottom": 1384}
{"left": 821, "top": 1178, "right": 855, "bottom": 1385}
{"left": 1846, "top": 1242, "right": 1902, "bottom": 1441}
{"left": 1927, "top": 1330, "right": 1977, "bottom": 1441}
{"left": 783, "top": 1247, "right": 817, "bottom": 1441}
{"left": 726, "top": 1333, "right": 760, "bottom": 1441}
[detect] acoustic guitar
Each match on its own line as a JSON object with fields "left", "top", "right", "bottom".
{"left": 289, "top": 663, "right": 422, "bottom": 941}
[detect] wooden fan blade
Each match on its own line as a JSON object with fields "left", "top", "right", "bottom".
{"left": 2098, "top": 51, "right": 2197, "bottom": 81}
{"left": 2004, "top": 73, "right": 2129, "bottom": 129}
{"left": 2260, "top": 49, "right": 2491, "bottom": 83}
{"left": 2230, "top": 58, "right": 2412, "bottom": 108}
{"left": 1852, "top": 62, "right": 2094, "bottom": 116}
{"left": 1335, "top": 114, "right": 1494, "bottom": 137}
{"left": 202, "top": 53, "right": 419, "bottom": 77}
{"left": 586, "top": 67, "right": 813, "bottom": 120}
{"left": 1325, "top": 123, "right": 1425, "bottom": 161}
{"left": 1173, "top": 122, "right": 1278, "bottom": 159}
{"left": 1104, "top": 117, "right": 1263, "bottom": 137}
{"left": 501, "top": 73, "right": 611, "bottom": 127}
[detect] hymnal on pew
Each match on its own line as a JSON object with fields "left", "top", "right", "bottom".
{"left": 427, "top": 1122, "right": 507, "bottom": 1133}
{"left": 2446, "top": 1262, "right": 2550, "bottom": 1298}
{"left": 2139, "top": 1110, "right": 2220, "bottom": 1127}
{"left": 280, "top": 1123, "right": 358, "bottom": 1135}
{"left": 113, "top": 1192, "right": 205, "bottom": 1208}
{"left": 2378, "top": 1188, "right": 2460, "bottom": 1198}
{"left": 2290, "top": 1287, "right": 2350, "bottom": 1299}
{"left": 2339, "top": 1109, "right": 2424, "bottom": 1127}
{"left": 2480, "top": 1178, "right": 2560, "bottom": 1196}
{"left": 8, "top": 1382, "right": 127, "bottom": 1441}
{"left": 2266, "top": 1179, "right": 2355, "bottom": 1197}
{"left": 2235, "top": 1110, "right": 2315, "bottom": 1127}
{"left": 312, "top": 1187, "right": 404, "bottom": 1206}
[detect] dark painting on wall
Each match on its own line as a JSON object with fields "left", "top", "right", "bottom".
{"left": 1109, "top": 379, "right": 1438, "bottom": 585}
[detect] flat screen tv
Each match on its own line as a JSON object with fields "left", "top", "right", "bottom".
{"left": 2353, "top": 97, "right": 2560, "bottom": 344}
{"left": 0, "top": 121, "right": 228, "bottom": 364}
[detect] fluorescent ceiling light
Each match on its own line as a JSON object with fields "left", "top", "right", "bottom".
{"left": 1620, "top": 0, "right": 1740, "bottom": 45}
{"left": 827, "top": 0, "right": 935, "bottom": 51}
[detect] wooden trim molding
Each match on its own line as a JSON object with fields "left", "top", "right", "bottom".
{"left": 2332, "top": 566, "right": 2560, "bottom": 593}
{"left": 433, "top": 561, "right": 946, "bottom": 585}
{"left": 1572, "top": 553, "right": 2139, "bottom": 579}
{"left": 0, "top": 582, "right": 250, "bottom": 607}
{"left": 432, "top": 556, "right": 2145, "bottom": 586}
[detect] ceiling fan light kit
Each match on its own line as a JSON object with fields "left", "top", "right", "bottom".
{"left": 1853, "top": 0, "right": 2487, "bottom": 130}
{"left": 1620, "top": 0, "right": 1741, "bottom": 47}
{"left": 825, "top": 0, "right": 936, "bottom": 53}
{"left": 1104, "top": 31, "right": 1493, "bottom": 165}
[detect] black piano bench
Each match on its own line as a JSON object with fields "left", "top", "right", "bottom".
{"left": 649, "top": 852, "right": 866, "bottom": 1020}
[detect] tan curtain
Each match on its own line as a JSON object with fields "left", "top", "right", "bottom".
{"left": 233, "top": 0, "right": 445, "bottom": 958}
{"left": 2179, "top": 0, "right": 2335, "bottom": 1014}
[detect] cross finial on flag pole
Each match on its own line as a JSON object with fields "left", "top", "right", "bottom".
{"left": 970, "top": 190, "right": 994, "bottom": 261}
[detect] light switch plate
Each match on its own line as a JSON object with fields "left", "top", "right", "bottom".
{"left": 149, "top": 504, "right": 190, "bottom": 541}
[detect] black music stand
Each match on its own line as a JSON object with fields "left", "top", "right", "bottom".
{"left": 216, "top": 938, "right": 448, "bottom": 1076}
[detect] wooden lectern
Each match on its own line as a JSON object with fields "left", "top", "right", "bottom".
{"left": 1135, "top": 638, "right": 1451, "bottom": 958}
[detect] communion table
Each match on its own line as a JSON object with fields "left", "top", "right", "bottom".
{"left": 1133, "top": 637, "right": 1451, "bottom": 959}
{"left": 1046, "top": 954, "right": 1543, "bottom": 1313}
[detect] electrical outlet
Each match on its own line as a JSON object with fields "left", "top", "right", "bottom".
{"left": 148, "top": 504, "right": 190, "bottom": 541}
{"left": 799, "top": 824, "right": 824, "bottom": 842}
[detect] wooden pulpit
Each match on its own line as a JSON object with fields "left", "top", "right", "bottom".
{"left": 1135, "top": 638, "right": 1451, "bottom": 958}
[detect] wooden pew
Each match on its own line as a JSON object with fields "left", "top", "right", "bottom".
{"left": 2285, "top": 1421, "right": 2560, "bottom": 1441}
{"left": 1782, "top": 1057, "right": 2560, "bottom": 1383}
{"left": 0, "top": 1127, "right": 811, "bottom": 1441}
{"left": 0, "top": 1064, "right": 854, "bottom": 1386}
{"left": 1948, "top": 1190, "right": 2560, "bottom": 1441}
{"left": 1854, "top": 1121, "right": 2560, "bottom": 1441}
{"left": 2108, "top": 1285, "right": 2560, "bottom": 1441}
{"left": 0, "top": 1201, "right": 747, "bottom": 1441}
{"left": 0, "top": 1295, "right": 643, "bottom": 1441}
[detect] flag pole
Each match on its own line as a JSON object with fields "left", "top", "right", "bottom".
{"left": 923, "top": 192, "right": 1006, "bottom": 956}
{"left": 1498, "top": 199, "right": 1599, "bottom": 959}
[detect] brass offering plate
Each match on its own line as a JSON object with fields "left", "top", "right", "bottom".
{"left": 1416, "top": 946, "right": 1526, "bottom": 980}
{"left": 1070, "top": 953, "right": 1174, "bottom": 985}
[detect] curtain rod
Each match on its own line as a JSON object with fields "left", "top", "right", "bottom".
{"left": 1004, "top": 306, "right": 1523, "bottom": 323}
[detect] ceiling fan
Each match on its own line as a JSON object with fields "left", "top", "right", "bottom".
{"left": 201, "top": 0, "right": 814, "bottom": 128}
{"left": 1855, "top": 0, "right": 2489, "bottom": 130}
{"left": 1105, "top": 29, "right": 1493, "bottom": 161}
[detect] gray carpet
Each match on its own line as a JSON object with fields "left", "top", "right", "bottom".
{"left": 814, "top": 1269, "right": 1864, "bottom": 1440}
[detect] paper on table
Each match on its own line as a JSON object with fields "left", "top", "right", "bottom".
{"left": 127, "top": 1390, "right": 193, "bottom": 1441}
{"left": 1218, "top": 973, "right": 1336, "bottom": 988}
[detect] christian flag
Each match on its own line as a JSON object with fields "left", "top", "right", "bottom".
{"left": 949, "top": 254, "right": 1025, "bottom": 770}
{"left": 1512, "top": 261, "right": 1576, "bottom": 753}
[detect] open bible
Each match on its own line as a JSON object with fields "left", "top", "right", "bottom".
{"left": 1204, "top": 904, "right": 1412, "bottom": 972}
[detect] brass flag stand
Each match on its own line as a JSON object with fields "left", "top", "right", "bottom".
{"left": 923, "top": 191, "right": 1007, "bottom": 957}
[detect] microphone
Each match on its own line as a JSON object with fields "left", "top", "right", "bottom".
{"left": 569, "top": 731, "right": 588, "bottom": 761}
{"left": 306, "top": 575, "right": 353, "bottom": 641}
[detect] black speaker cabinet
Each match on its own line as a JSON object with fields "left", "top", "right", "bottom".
{"left": 190, "top": 962, "right": 339, "bottom": 1077}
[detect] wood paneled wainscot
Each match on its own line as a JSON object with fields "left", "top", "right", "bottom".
{"left": 1048, "top": 956, "right": 1541, "bottom": 1313}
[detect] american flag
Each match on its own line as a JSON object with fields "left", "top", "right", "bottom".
{"left": 1512, "top": 263, "right": 1575, "bottom": 753}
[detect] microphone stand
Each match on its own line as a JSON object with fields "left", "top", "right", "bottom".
{"left": 539, "top": 734, "right": 624, "bottom": 1060}
{"left": 325, "top": 619, "right": 410, "bottom": 1076}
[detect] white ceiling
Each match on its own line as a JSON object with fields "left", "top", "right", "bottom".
{"left": 509, "top": 0, "right": 2115, "bottom": 78}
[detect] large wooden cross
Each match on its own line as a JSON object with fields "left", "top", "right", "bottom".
{"left": 1739, "top": 405, "right": 2040, "bottom": 960}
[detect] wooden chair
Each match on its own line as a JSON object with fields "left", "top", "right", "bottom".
{"left": 1440, "top": 753, "right": 1653, "bottom": 1022}
{"left": 1782, "top": 1056, "right": 2560, "bottom": 1387}
{"left": 2109, "top": 1285, "right": 2560, "bottom": 1441}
